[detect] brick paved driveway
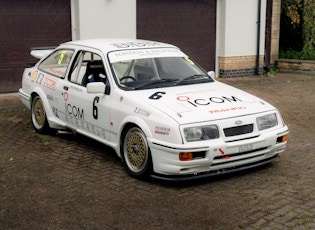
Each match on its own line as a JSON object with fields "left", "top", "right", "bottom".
{"left": 1, "top": 73, "right": 314, "bottom": 229}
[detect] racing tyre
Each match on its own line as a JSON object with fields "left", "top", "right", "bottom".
{"left": 31, "top": 95, "right": 50, "bottom": 133}
{"left": 122, "top": 126, "right": 152, "bottom": 179}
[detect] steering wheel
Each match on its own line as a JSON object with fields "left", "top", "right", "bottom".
{"left": 120, "top": 76, "right": 136, "bottom": 83}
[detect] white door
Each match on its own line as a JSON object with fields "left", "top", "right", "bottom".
{"left": 63, "top": 50, "right": 111, "bottom": 142}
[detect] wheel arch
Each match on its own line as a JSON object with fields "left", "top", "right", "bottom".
{"left": 119, "top": 122, "right": 153, "bottom": 179}
{"left": 118, "top": 116, "right": 153, "bottom": 157}
{"left": 30, "top": 88, "right": 57, "bottom": 129}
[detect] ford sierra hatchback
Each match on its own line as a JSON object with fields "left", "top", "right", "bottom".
{"left": 19, "top": 39, "right": 289, "bottom": 180}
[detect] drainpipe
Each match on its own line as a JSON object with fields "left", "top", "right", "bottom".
{"left": 256, "top": 0, "right": 262, "bottom": 75}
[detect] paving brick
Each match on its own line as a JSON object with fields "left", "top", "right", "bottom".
{"left": 0, "top": 73, "right": 314, "bottom": 229}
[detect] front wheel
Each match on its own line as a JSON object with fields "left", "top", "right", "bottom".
{"left": 31, "top": 95, "right": 50, "bottom": 133}
{"left": 122, "top": 126, "right": 152, "bottom": 179}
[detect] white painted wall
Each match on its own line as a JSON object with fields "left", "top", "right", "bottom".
{"left": 70, "top": 0, "right": 267, "bottom": 78}
{"left": 71, "top": 0, "right": 136, "bottom": 40}
{"left": 217, "top": 0, "right": 266, "bottom": 57}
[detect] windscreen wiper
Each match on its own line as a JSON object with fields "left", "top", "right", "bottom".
{"left": 133, "top": 78, "right": 179, "bottom": 89}
{"left": 175, "top": 74, "right": 211, "bottom": 85}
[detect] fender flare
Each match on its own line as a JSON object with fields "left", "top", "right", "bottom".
{"left": 116, "top": 116, "right": 153, "bottom": 157}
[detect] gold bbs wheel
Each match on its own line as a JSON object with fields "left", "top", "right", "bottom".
{"left": 122, "top": 126, "right": 152, "bottom": 178}
{"left": 31, "top": 95, "right": 49, "bottom": 133}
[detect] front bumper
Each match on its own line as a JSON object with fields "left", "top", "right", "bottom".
{"left": 151, "top": 155, "right": 279, "bottom": 181}
{"left": 148, "top": 126, "right": 289, "bottom": 181}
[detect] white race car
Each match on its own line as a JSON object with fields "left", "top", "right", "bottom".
{"left": 19, "top": 39, "right": 289, "bottom": 180}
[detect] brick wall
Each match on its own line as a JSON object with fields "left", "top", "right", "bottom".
{"left": 219, "top": 55, "right": 264, "bottom": 77}
{"left": 277, "top": 59, "right": 315, "bottom": 72}
{"left": 270, "top": 0, "right": 281, "bottom": 64}
{"left": 218, "top": 0, "right": 281, "bottom": 78}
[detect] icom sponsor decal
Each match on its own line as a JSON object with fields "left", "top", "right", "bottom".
{"left": 65, "top": 103, "right": 84, "bottom": 121}
{"left": 42, "top": 76, "right": 58, "bottom": 90}
{"left": 176, "top": 95, "right": 242, "bottom": 108}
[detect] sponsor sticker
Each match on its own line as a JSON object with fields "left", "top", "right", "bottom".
{"left": 209, "top": 106, "right": 247, "bottom": 114}
{"left": 47, "top": 94, "right": 54, "bottom": 101}
{"left": 177, "top": 95, "right": 242, "bottom": 108}
{"left": 42, "top": 76, "right": 57, "bottom": 90}
{"left": 70, "top": 85, "right": 83, "bottom": 93}
{"left": 109, "top": 48, "right": 185, "bottom": 63}
{"left": 63, "top": 92, "right": 68, "bottom": 101}
{"left": 155, "top": 126, "right": 170, "bottom": 135}
{"left": 36, "top": 73, "right": 44, "bottom": 84}
{"left": 31, "top": 71, "right": 38, "bottom": 82}
{"left": 134, "top": 107, "right": 151, "bottom": 117}
{"left": 48, "top": 67, "right": 65, "bottom": 77}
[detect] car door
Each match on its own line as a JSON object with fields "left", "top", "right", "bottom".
{"left": 62, "top": 50, "right": 111, "bottom": 142}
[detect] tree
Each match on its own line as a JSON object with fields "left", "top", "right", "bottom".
{"left": 280, "top": 0, "right": 315, "bottom": 59}
{"left": 301, "top": 0, "right": 315, "bottom": 59}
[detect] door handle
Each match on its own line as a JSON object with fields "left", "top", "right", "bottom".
{"left": 63, "top": 86, "right": 69, "bottom": 91}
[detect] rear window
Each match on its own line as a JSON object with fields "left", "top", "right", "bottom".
{"left": 38, "top": 49, "right": 74, "bottom": 78}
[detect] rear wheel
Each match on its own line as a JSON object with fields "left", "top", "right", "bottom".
{"left": 122, "top": 126, "right": 152, "bottom": 178}
{"left": 31, "top": 95, "right": 50, "bottom": 133}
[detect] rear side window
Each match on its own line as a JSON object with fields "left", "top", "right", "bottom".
{"left": 38, "top": 49, "right": 74, "bottom": 78}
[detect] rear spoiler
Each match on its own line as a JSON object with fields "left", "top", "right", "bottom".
{"left": 30, "top": 46, "right": 57, "bottom": 59}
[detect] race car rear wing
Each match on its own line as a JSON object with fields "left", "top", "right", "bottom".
{"left": 30, "top": 46, "right": 56, "bottom": 59}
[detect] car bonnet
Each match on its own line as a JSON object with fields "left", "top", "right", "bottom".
{"left": 133, "top": 81, "right": 276, "bottom": 124}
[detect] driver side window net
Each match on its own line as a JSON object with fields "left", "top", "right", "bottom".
{"left": 69, "top": 51, "right": 107, "bottom": 86}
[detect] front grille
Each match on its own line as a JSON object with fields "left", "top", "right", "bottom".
{"left": 224, "top": 124, "right": 253, "bottom": 137}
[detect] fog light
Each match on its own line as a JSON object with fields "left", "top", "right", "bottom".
{"left": 179, "top": 152, "right": 193, "bottom": 161}
{"left": 277, "top": 134, "right": 288, "bottom": 143}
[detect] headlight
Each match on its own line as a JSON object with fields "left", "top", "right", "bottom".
{"left": 184, "top": 125, "right": 219, "bottom": 142}
{"left": 256, "top": 113, "right": 278, "bottom": 130}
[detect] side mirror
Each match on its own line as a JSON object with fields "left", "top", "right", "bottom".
{"left": 207, "top": 71, "right": 216, "bottom": 78}
{"left": 87, "top": 82, "right": 107, "bottom": 94}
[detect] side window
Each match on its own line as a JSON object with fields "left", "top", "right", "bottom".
{"left": 38, "top": 49, "right": 74, "bottom": 78}
{"left": 69, "top": 51, "right": 107, "bottom": 87}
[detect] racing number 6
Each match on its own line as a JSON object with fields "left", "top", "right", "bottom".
{"left": 149, "top": 92, "right": 166, "bottom": 100}
{"left": 93, "top": 96, "right": 100, "bottom": 119}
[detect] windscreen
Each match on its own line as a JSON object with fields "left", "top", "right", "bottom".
{"left": 108, "top": 48, "right": 213, "bottom": 90}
